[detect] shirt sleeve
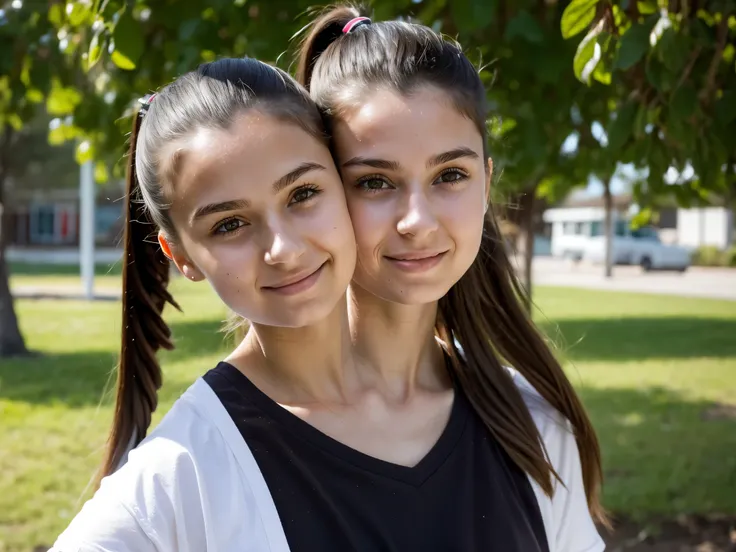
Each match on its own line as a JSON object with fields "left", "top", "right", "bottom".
{"left": 50, "top": 401, "right": 208, "bottom": 552}
{"left": 510, "top": 369, "right": 605, "bottom": 552}
{"left": 546, "top": 421, "right": 605, "bottom": 552}
{"left": 49, "top": 473, "right": 158, "bottom": 552}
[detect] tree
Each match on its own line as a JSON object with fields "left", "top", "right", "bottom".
{"left": 0, "top": 1, "right": 78, "bottom": 356}
{"left": 563, "top": 0, "right": 736, "bottom": 211}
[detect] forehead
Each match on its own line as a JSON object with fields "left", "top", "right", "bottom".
{"left": 162, "top": 110, "right": 330, "bottom": 204}
{"left": 333, "top": 86, "right": 483, "bottom": 162}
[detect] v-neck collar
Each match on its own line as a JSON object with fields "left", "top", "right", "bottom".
{"left": 215, "top": 361, "right": 470, "bottom": 488}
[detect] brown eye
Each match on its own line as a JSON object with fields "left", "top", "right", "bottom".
{"left": 435, "top": 169, "right": 468, "bottom": 184}
{"left": 214, "top": 218, "right": 246, "bottom": 235}
{"left": 290, "top": 185, "right": 320, "bottom": 205}
{"left": 356, "top": 176, "right": 393, "bottom": 192}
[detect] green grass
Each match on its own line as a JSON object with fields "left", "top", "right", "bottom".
{"left": 1, "top": 270, "right": 735, "bottom": 551}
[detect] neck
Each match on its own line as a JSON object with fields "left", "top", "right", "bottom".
{"left": 229, "top": 296, "right": 356, "bottom": 403}
{"left": 347, "top": 284, "right": 448, "bottom": 399}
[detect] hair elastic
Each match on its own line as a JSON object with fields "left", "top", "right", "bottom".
{"left": 137, "top": 93, "right": 156, "bottom": 116}
{"left": 342, "top": 16, "right": 371, "bottom": 34}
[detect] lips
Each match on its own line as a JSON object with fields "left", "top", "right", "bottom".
{"left": 385, "top": 251, "right": 448, "bottom": 262}
{"left": 384, "top": 250, "right": 448, "bottom": 273}
{"left": 262, "top": 262, "right": 326, "bottom": 295}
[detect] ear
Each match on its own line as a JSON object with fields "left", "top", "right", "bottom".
{"left": 158, "top": 231, "right": 205, "bottom": 282}
{"left": 485, "top": 157, "right": 494, "bottom": 211}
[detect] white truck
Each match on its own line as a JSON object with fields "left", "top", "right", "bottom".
{"left": 544, "top": 207, "right": 691, "bottom": 271}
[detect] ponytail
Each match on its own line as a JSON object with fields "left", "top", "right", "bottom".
{"left": 295, "top": 5, "right": 362, "bottom": 90}
{"left": 438, "top": 215, "right": 607, "bottom": 526}
{"left": 97, "top": 112, "right": 180, "bottom": 485}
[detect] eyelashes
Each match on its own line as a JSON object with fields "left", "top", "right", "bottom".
{"left": 354, "top": 168, "right": 470, "bottom": 193}
{"left": 210, "top": 183, "right": 323, "bottom": 237}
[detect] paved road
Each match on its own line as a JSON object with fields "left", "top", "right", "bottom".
{"left": 527, "top": 257, "right": 736, "bottom": 301}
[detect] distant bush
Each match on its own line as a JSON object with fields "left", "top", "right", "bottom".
{"left": 691, "top": 246, "right": 732, "bottom": 267}
{"left": 725, "top": 246, "right": 736, "bottom": 267}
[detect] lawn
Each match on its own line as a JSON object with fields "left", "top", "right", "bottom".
{"left": 1, "top": 269, "right": 735, "bottom": 551}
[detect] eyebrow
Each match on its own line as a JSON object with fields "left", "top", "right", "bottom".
{"left": 191, "top": 199, "right": 249, "bottom": 224}
{"left": 341, "top": 157, "right": 401, "bottom": 171}
{"left": 190, "top": 162, "right": 327, "bottom": 224}
{"left": 341, "top": 147, "right": 479, "bottom": 171}
{"left": 426, "top": 147, "right": 479, "bottom": 169}
{"left": 273, "top": 162, "right": 326, "bottom": 193}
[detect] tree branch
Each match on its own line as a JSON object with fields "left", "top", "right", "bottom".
{"left": 676, "top": 45, "right": 702, "bottom": 90}
{"left": 699, "top": 15, "right": 728, "bottom": 105}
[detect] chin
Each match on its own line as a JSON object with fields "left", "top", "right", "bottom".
{"left": 373, "top": 284, "right": 451, "bottom": 306}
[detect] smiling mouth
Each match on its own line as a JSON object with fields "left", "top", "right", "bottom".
{"left": 262, "top": 262, "right": 327, "bottom": 295}
{"left": 384, "top": 251, "right": 448, "bottom": 272}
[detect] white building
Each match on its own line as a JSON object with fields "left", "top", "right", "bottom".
{"left": 676, "top": 207, "right": 734, "bottom": 250}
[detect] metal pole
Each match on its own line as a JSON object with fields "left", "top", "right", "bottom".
{"left": 80, "top": 161, "right": 95, "bottom": 300}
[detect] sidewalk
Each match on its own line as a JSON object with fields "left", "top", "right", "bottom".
{"left": 11, "top": 284, "right": 120, "bottom": 301}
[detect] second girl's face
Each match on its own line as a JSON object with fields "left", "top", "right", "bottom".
{"left": 164, "top": 110, "right": 356, "bottom": 328}
{"left": 332, "top": 86, "right": 489, "bottom": 305}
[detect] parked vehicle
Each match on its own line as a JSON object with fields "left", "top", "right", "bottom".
{"left": 544, "top": 207, "right": 691, "bottom": 271}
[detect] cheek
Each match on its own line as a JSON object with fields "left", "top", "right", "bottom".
{"left": 192, "top": 242, "right": 258, "bottom": 293}
{"left": 345, "top": 195, "right": 391, "bottom": 251}
{"left": 439, "top": 187, "right": 486, "bottom": 250}
{"left": 307, "top": 194, "right": 357, "bottom": 256}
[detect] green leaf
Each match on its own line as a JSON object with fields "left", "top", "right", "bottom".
{"left": 26, "top": 88, "right": 44, "bottom": 103}
{"left": 714, "top": 91, "right": 736, "bottom": 125}
{"left": 631, "top": 206, "right": 653, "bottom": 228}
{"left": 670, "top": 84, "right": 698, "bottom": 120}
{"left": 607, "top": 101, "right": 638, "bottom": 151}
{"left": 451, "top": 0, "right": 497, "bottom": 33}
{"left": 561, "top": 0, "right": 599, "bottom": 39}
{"left": 573, "top": 22, "right": 603, "bottom": 84}
{"left": 634, "top": 102, "right": 648, "bottom": 139}
{"left": 7, "top": 113, "right": 23, "bottom": 131}
{"left": 46, "top": 84, "right": 82, "bottom": 115}
{"left": 87, "top": 31, "right": 103, "bottom": 70}
{"left": 593, "top": 31, "right": 615, "bottom": 84}
{"left": 615, "top": 22, "right": 652, "bottom": 70}
{"left": 48, "top": 3, "right": 64, "bottom": 26}
{"left": 95, "top": 161, "right": 109, "bottom": 184}
{"left": 113, "top": 9, "right": 143, "bottom": 68}
{"left": 637, "top": 0, "right": 658, "bottom": 14}
{"left": 658, "top": 28, "right": 689, "bottom": 73}
{"left": 67, "top": 3, "right": 92, "bottom": 26}
{"left": 75, "top": 141, "right": 95, "bottom": 165}
{"left": 111, "top": 49, "right": 136, "bottom": 70}
{"left": 505, "top": 11, "right": 544, "bottom": 43}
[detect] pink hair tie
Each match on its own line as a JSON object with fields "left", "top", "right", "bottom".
{"left": 342, "top": 16, "right": 371, "bottom": 34}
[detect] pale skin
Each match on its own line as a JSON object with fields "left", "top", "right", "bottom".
{"left": 157, "top": 88, "right": 492, "bottom": 468}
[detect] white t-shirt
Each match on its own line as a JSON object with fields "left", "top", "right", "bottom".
{"left": 51, "top": 371, "right": 604, "bottom": 552}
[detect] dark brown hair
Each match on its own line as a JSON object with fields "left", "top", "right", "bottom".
{"left": 296, "top": 5, "right": 607, "bottom": 525}
{"left": 98, "top": 58, "right": 325, "bottom": 483}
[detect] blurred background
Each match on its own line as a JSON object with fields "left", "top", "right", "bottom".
{"left": 0, "top": 0, "right": 735, "bottom": 550}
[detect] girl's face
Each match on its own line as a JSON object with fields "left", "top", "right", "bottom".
{"left": 332, "top": 86, "right": 489, "bottom": 305}
{"left": 162, "top": 110, "right": 357, "bottom": 328}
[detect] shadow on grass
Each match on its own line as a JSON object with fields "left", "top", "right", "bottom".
{"left": 541, "top": 316, "right": 736, "bottom": 361}
{"left": 0, "top": 319, "right": 229, "bottom": 408}
{"left": 578, "top": 384, "right": 736, "bottom": 517}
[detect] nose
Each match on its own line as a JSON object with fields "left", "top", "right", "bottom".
{"left": 396, "top": 191, "right": 439, "bottom": 240}
{"left": 263, "top": 221, "right": 305, "bottom": 266}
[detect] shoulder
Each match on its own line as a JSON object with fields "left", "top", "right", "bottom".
{"left": 52, "top": 379, "right": 240, "bottom": 551}
{"left": 505, "top": 367, "right": 571, "bottom": 448}
{"left": 506, "top": 368, "right": 605, "bottom": 552}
